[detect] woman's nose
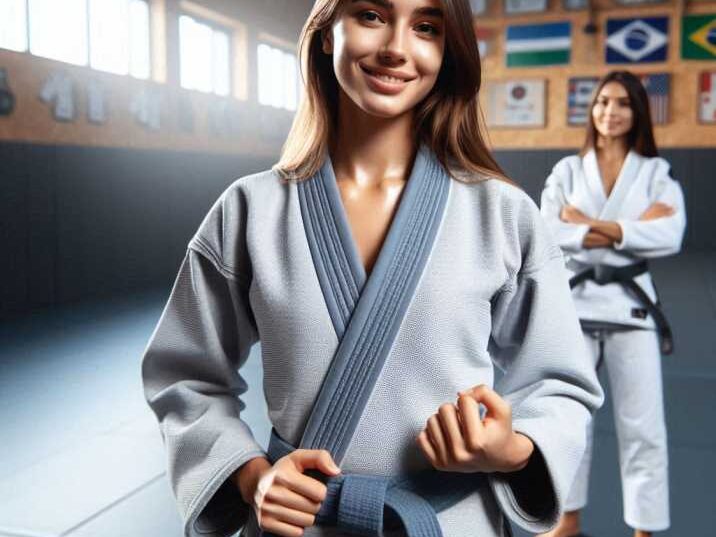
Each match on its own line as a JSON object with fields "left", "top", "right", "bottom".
{"left": 378, "top": 26, "right": 408, "bottom": 65}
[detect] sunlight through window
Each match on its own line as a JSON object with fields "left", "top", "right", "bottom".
{"left": 29, "top": 0, "right": 88, "bottom": 66}
{"left": 0, "top": 0, "right": 28, "bottom": 52}
{"left": 258, "top": 43, "right": 298, "bottom": 111}
{"left": 180, "top": 14, "right": 231, "bottom": 96}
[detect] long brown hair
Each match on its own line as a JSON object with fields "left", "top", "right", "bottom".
{"left": 274, "top": 0, "right": 507, "bottom": 183}
{"left": 581, "top": 70, "right": 659, "bottom": 157}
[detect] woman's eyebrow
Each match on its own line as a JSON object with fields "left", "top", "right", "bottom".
{"left": 351, "top": 0, "right": 444, "bottom": 18}
{"left": 352, "top": 0, "right": 394, "bottom": 8}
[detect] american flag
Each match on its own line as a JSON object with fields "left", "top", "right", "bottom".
{"left": 639, "top": 73, "right": 670, "bottom": 125}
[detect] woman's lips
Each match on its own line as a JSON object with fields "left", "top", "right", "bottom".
{"left": 360, "top": 65, "right": 412, "bottom": 95}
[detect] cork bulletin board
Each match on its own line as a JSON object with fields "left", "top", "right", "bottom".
{"left": 475, "top": 0, "right": 716, "bottom": 149}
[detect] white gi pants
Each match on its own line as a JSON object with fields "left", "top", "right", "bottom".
{"left": 565, "top": 328, "right": 670, "bottom": 531}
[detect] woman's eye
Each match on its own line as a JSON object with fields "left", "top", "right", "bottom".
{"left": 416, "top": 22, "right": 439, "bottom": 36}
{"left": 359, "top": 11, "right": 382, "bottom": 23}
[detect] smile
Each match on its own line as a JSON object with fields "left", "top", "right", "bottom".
{"left": 360, "top": 64, "right": 414, "bottom": 85}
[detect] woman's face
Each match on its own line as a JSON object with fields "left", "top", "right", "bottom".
{"left": 323, "top": 0, "right": 446, "bottom": 119}
{"left": 591, "top": 81, "right": 634, "bottom": 140}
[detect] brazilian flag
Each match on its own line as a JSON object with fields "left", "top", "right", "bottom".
{"left": 682, "top": 14, "right": 716, "bottom": 60}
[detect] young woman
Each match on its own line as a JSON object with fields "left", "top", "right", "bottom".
{"left": 142, "top": 1, "right": 602, "bottom": 536}
{"left": 539, "top": 71, "right": 686, "bottom": 537}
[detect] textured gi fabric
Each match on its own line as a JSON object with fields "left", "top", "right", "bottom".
{"left": 566, "top": 329, "right": 669, "bottom": 531}
{"left": 142, "top": 150, "right": 603, "bottom": 537}
{"left": 541, "top": 149, "right": 686, "bottom": 329}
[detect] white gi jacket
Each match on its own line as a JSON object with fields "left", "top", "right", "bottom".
{"left": 540, "top": 149, "right": 687, "bottom": 329}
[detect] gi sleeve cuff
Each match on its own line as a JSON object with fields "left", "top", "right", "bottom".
{"left": 185, "top": 448, "right": 267, "bottom": 537}
{"left": 488, "top": 429, "right": 560, "bottom": 534}
{"left": 613, "top": 220, "right": 629, "bottom": 251}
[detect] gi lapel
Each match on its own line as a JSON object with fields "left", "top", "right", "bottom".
{"left": 582, "top": 149, "right": 608, "bottom": 215}
{"left": 599, "top": 150, "right": 640, "bottom": 222}
{"left": 297, "top": 145, "right": 450, "bottom": 463}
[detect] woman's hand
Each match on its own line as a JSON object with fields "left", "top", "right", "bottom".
{"left": 236, "top": 450, "right": 340, "bottom": 537}
{"left": 416, "top": 385, "right": 534, "bottom": 474}
{"left": 560, "top": 204, "right": 593, "bottom": 225}
{"left": 639, "top": 202, "right": 675, "bottom": 221}
{"left": 583, "top": 231, "right": 615, "bottom": 249}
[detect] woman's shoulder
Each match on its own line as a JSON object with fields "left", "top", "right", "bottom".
{"left": 455, "top": 176, "right": 562, "bottom": 273}
{"left": 635, "top": 152, "right": 671, "bottom": 175}
{"left": 221, "top": 166, "right": 286, "bottom": 201}
{"left": 189, "top": 167, "right": 286, "bottom": 260}
{"left": 551, "top": 153, "right": 583, "bottom": 175}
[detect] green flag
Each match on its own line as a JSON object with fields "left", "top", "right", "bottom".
{"left": 682, "top": 14, "right": 716, "bottom": 60}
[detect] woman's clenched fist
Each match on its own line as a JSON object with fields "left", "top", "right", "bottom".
{"left": 236, "top": 450, "right": 340, "bottom": 537}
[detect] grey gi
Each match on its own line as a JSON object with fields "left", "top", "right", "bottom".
{"left": 142, "top": 146, "right": 603, "bottom": 537}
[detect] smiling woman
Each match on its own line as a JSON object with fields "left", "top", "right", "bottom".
{"left": 142, "top": 1, "right": 604, "bottom": 537}
{"left": 276, "top": 0, "right": 505, "bottom": 183}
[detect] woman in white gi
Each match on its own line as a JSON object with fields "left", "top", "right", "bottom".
{"left": 539, "top": 71, "right": 686, "bottom": 537}
{"left": 141, "top": 1, "right": 603, "bottom": 536}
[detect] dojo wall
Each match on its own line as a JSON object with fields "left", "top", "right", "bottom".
{"left": 1, "top": 0, "right": 715, "bottom": 319}
{"left": 476, "top": 0, "right": 716, "bottom": 149}
{"left": 0, "top": 0, "right": 308, "bottom": 154}
{"left": 0, "top": 0, "right": 310, "bottom": 318}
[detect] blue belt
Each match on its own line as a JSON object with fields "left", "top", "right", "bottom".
{"left": 264, "top": 429, "right": 482, "bottom": 537}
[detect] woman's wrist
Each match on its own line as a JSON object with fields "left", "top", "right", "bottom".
{"left": 502, "top": 432, "right": 534, "bottom": 472}
{"left": 234, "top": 456, "right": 272, "bottom": 505}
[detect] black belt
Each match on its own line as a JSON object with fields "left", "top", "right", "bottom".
{"left": 569, "top": 261, "right": 674, "bottom": 355}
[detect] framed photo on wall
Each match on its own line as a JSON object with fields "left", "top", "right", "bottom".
{"left": 469, "top": 0, "right": 488, "bottom": 15}
{"left": 504, "top": 0, "right": 547, "bottom": 14}
{"left": 699, "top": 71, "right": 716, "bottom": 124}
{"left": 567, "top": 76, "right": 599, "bottom": 126}
{"left": 639, "top": 73, "right": 670, "bottom": 125}
{"left": 485, "top": 79, "right": 546, "bottom": 128}
{"left": 563, "top": 0, "right": 588, "bottom": 10}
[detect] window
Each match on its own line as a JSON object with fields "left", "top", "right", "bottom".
{"left": 179, "top": 14, "right": 230, "bottom": 96}
{"left": 89, "top": 0, "right": 151, "bottom": 78}
{"left": 257, "top": 43, "right": 299, "bottom": 111}
{"left": 0, "top": 0, "right": 150, "bottom": 78}
{"left": 0, "top": 0, "right": 28, "bottom": 52}
{"left": 29, "top": 0, "right": 88, "bottom": 66}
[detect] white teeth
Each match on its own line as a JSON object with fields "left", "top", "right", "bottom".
{"left": 367, "top": 69, "right": 405, "bottom": 84}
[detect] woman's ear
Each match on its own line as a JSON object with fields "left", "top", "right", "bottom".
{"left": 321, "top": 28, "right": 334, "bottom": 54}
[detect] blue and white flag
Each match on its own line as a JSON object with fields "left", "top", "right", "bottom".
{"left": 606, "top": 17, "right": 669, "bottom": 63}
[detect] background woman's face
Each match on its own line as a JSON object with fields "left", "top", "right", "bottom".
{"left": 591, "top": 81, "right": 634, "bottom": 140}
{"left": 324, "top": 0, "right": 446, "bottom": 119}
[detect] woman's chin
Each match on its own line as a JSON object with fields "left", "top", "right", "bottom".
{"left": 355, "top": 97, "right": 414, "bottom": 120}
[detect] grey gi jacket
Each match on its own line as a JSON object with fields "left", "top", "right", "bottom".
{"left": 142, "top": 147, "right": 604, "bottom": 537}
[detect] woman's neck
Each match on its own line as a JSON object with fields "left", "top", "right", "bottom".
{"left": 595, "top": 134, "right": 629, "bottom": 161}
{"left": 330, "top": 90, "right": 417, "bottom": 187}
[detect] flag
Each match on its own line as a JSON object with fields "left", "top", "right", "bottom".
{"left": 699, "top": 71, "right": 716, "bottom": 123}
{"left": 506, "top": 22, "right": 571, "bottom": 67}
{"left": 567, "top": 77, "right": 599, "bottom": 125}
{"left": 475, "top": 26, "right": 495, "bottom": 58}
{"left": 682, "top": 15, "right": 716, "bottom": 60}
{"left": 639, "top": 73, "right": 670, "bottom": 124}
{"left": 606, "top": 17, "right": 668, "bottom": 63}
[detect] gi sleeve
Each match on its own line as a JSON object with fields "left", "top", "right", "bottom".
{"left": 141, "top": 240, "right": 265, "bottom": 537}
{"left": 487, "top": 238, "right": 604, "bottom": 533}
{"left": 540, "top": 166, "right": 590, "bottom": 255}
{"left": 614, "top": 173, "right": 686, "bottom": 258}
